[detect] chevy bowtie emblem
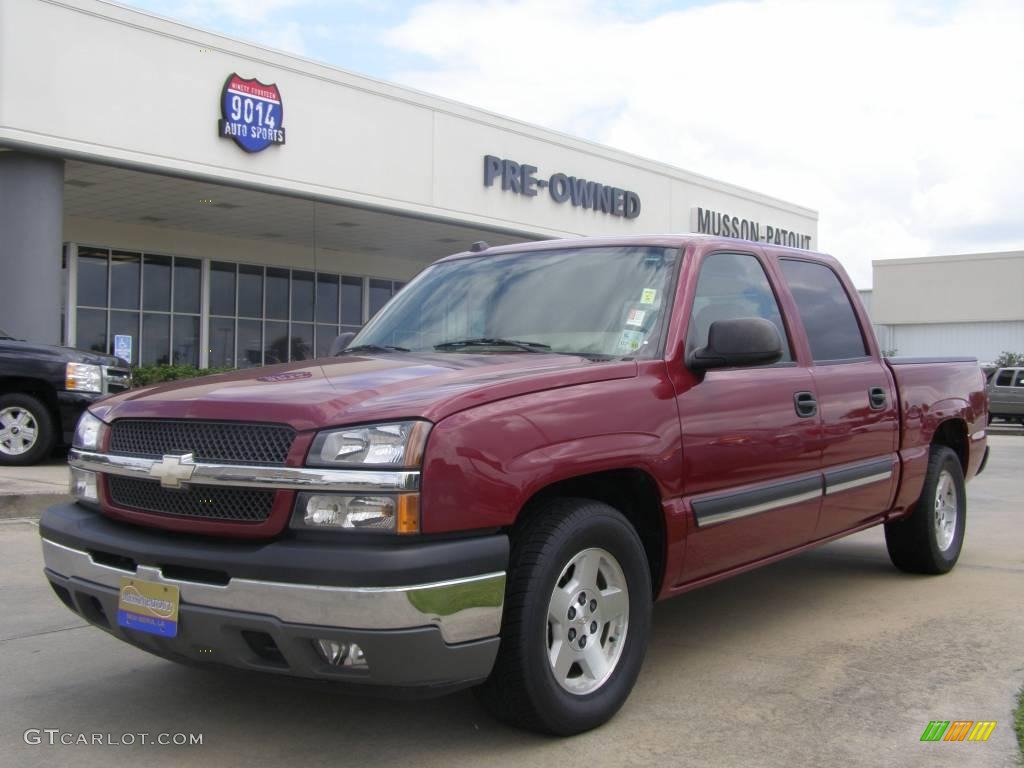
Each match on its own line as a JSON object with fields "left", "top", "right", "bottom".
{"left": 149, "top": 453, "right": 196, "bottom": 489}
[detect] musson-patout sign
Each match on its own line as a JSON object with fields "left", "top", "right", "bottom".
{"left": 218, "top": 73, "right": 286, "bottom": 153}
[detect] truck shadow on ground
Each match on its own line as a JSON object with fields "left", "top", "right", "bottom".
{"left": 45, "top": 532, "right": 909, "bottom": 755}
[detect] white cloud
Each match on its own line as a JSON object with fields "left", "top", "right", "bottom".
{"left": 385, "top": 0, "right": 1024, "bottom": 286}
{"left": 139, "top": 0, "right": 317, "bottom": 54}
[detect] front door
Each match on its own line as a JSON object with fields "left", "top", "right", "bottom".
{"left": 674, "top": 250, "right": 823, "bottom": 583}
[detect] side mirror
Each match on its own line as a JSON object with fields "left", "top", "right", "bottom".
{"left": 688, "top": 317, "right": 783, "bottom": 371}
{"left": 329, "top": 331, "right": 356, "bottom": 356}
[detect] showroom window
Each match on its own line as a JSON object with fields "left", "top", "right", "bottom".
{"left": 75, "top": 247, "right": 201, "bottom": 366}
{"left": 208, "top": 262, "right": 368, "bottom": 368}
{"left": 369, "top": 278, "right": 406, "bottom": 319}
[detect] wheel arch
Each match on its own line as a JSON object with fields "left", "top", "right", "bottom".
{"left": 931, "top": 418, "right": 968, "bottom": 474}
{"left": 0, "top": 377, "right": 61, "bottom": 420}
{"left": 514, "top": 468, "right": 666, "bottom": 598}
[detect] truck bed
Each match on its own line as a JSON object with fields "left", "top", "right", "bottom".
{"left": 884, "top": 356, "right": 989, "bottom": 514}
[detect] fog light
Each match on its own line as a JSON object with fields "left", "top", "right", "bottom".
{"left": 71, "top": 467, "right": 98, "bottom": 503}
{"left": 300, "top": 494, "right": 397, "bottom": 530}
{"left": 314, "top": 639, "right": 368, "bottom": 669}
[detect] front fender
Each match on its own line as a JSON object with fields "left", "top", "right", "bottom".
{"left": 419, "top": 367, "right": 681, "bottom": 534}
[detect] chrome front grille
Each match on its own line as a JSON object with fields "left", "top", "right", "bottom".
{"left": 102, "top": 366, "right": 132, "bottom": 393}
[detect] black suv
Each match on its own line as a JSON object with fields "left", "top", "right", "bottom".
{"left": 0, "top": 329, "right": 130, "bottom": 465}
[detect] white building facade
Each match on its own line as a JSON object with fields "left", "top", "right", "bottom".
{"left": 0, "top": 0, "right": 818, "bottom": 368}
{"left": 871, "top": 251, "right": 1024, "bottom": 364}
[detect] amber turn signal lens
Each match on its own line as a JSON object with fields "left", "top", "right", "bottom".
{"left": 396, "top": 494, "right": 420, "bottom": 534}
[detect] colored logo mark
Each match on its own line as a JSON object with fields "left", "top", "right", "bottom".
{"left": 218, "top": 73, "right": 286, "bottom": 153}
{"left": 920, "top": 720, "right": 997, "bottom": 742}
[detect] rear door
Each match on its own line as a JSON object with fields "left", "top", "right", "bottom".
{"left": 775, "top": 257, "right": 899, "bottom": 537}
{"left": 674, "top": 249, "right": 822, "bottom": 582}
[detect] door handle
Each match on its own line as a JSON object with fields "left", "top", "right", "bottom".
{"left": 794, "top": 391, "right": 817, "bottom": 418}
{"left": 869, "top": 387, "right": 887, "bottom": 410}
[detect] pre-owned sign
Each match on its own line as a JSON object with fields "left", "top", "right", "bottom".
{"left": 484, "top": 155, "right": 641, "bottom": 219}
{"left": 218, "top": 73, "right": 286, "bottom": 153}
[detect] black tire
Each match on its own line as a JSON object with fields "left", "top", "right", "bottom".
{"left": 0, "top": 393, "right": 56, "bottom": 466}
{"left": 884, "top": 446, "right": 965, "bottom": 574}
{"left": 474, "top": 497, "right": 652, "bottom": 736}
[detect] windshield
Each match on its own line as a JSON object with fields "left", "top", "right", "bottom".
{"left": 351, "top": 246, "right": 680, "bottom": 358}
{"left": 0, "top": 328, "right": 11, "bottom": 340}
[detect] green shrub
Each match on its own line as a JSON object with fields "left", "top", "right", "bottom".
{"left": 1015, "top": 685, "right": 1023, "bottom": 762}
{"left": 994, "top": 351, "right": 1024, "bottom": 368}
{"left": 130, "top": 364, "right": 234, "bottom": 387}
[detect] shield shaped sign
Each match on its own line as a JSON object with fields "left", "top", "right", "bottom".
{"left": 218, "top": 73, "right": 286, "bottom": 153}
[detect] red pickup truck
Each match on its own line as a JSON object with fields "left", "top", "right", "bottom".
{"left": 40, "top": 235, "right": 989, "bottom": 735}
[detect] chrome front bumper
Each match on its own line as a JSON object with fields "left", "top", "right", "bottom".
{"left": 41, "top": 537, "right": 504, "bottom": 644}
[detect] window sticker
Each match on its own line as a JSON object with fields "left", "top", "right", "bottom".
{"left": 626, "top": 308, "right": 647, "bottom": 327}
{"left": 640, "top": 288, "right": 657, "bottom": 305}
{"left": 616, "top": 330, "right": 645, "bottom": 353}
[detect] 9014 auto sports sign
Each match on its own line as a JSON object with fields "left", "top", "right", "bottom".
{"left": 218, "top": 73, "right": 286, "bottom": 153}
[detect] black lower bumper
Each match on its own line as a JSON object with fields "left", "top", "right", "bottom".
{"left": 40, "top": 503, "right": 508, "bottom": 693}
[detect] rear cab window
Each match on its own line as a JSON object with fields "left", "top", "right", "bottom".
{"left": 779, "top": 259, "right": 868, "bottom": 363}
{"left": 991, "top": 370, "right": 1015, "bottom": 387}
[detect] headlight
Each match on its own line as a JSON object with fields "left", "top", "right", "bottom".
{"left": 307, "top": 421, "right": 430, "bottom": 467}
{"left": 66, "top": 362, "right": 102, "bottom": 393}
{"left": 72, "top": 411, "right": 104, "bottom": 451}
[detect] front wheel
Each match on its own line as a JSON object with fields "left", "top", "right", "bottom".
{"left": 0, "top": 393, "right": 56, "bottom": 466}
{"left": 475, "top": 498, "right": 652, "bottom": 735}
{"left": 884, "top": 445, "right": 966, "bottom": 574}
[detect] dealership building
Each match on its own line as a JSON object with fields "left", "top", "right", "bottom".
{"left": 867, "top": 251, "right": 1024, "bottom": 364}
{"left": 0, "top": 0, "right": 818, "bottom": 368}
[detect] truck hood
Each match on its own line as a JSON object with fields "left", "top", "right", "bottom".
{"left": 0, "top": 339, "right": 126, "bottom": 368}
{"left": 91, "top": 352, "right": 637, "bottom": 432}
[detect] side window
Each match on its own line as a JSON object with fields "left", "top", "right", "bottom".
{"left": 686, "top": 252, "right": 791, "bottom": 363}
{"left": 995, "top": 369, "right": 1013, "bottom": 386}
{"left": 1014, "top": 370, "right": 1024, "bottom": 387}
{"left": 780, "top": 259, "right": 868, "bottom": 362}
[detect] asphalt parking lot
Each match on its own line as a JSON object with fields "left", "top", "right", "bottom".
{"left": 2, "top": 436, "right": 1021, "bottom": 768}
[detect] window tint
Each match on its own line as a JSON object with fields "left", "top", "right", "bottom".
{"left": 780, "top": 259, "right": 868, "bottom": 361}
{"left": 110, "top": 252, "right": 140, "bottom": 310}
{"left": 996, "top": 369, "right": 1013, "bottom": 386}
{"left": 341, "top": 276, "right": 363, "bottom": 327}
{"left": 686, "top": 252, "right": 791, "bottom": 362}
{"left": 210, "top": 262, "right": 236, "bottom": 316}
{"left": 77, "top": 249, "right": 108, "bottom": 307}
{"left": 142, "top": 255, "right": 171, "bottom": 311}
{"left": 369, "top": 279, "right": 394, "bottom": 319}
{"left": 1014, "top": 370, "right": 1024, "bottom": 387}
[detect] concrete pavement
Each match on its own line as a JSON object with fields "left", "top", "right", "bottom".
{"left": 1, "top": 436, "right": 1021, "bottom": 767}
{"left": 0, "top": 457, "right": 70, "bottom": 519}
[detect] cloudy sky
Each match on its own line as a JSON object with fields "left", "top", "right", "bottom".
{"left": 123, "top": 0, "right": 1022, "bottom": 287}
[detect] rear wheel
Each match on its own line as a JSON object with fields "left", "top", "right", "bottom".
{"left": 475, "top": 498, "right": 652, "bottom": 735}
{"left": 0, "top": 393, "right": 55, "bottom": 466}
{"left": 884, "top": 445, "right": 965, "bottom": 574}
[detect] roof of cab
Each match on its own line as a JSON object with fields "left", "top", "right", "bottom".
{"left": 436, "top": 233, "right": 833, "bottom": 265}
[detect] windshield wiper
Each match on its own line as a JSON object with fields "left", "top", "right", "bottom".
{"left": 339, "top": 344, "right": 410, "bottom": 354}
{"left": 434, "top": 337, "right": 551, "bottom": 353}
